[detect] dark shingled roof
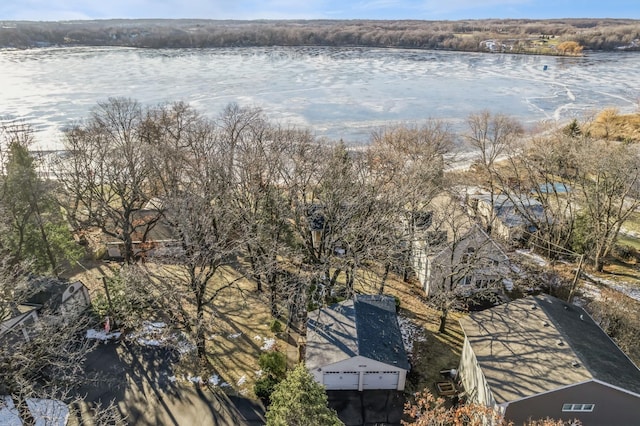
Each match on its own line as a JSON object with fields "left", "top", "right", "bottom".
{"left": 354, "top": 295, "right": 409, "bottom": 370}
{"left": 460, "top": 295, "right": 640, "bottom": 405}
{"left": 306, "top": 295, "right": 409, "bottom": 371}
{"left": 25, "top": 277, "right": 69, "bottom": 313}
{"left": 537, "top": 295, "right": 640, "bottom": 396}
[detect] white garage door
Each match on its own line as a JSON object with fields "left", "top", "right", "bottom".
{"left": 322, "top": 371, "right": 360, "bottom": 390}
{"left": 362, "top": 371, "right": 399, "bottom": 390}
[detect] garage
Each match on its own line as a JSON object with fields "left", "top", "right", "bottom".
{"left": 363, "top": 371, "right": 400, "bottom": 390}
{"left": 323, "top": 371, "right": 359, "bottom": 390}
{"left": 306, "top": 295, "right": 410, "bottom": 391}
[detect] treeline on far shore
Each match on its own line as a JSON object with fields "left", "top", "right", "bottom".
{"left": 0, "top": 18, "right": 639, "bottom": 53}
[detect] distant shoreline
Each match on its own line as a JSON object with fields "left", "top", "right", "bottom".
{"left": 1, "top": 18, "right": 638, "bottom": 55}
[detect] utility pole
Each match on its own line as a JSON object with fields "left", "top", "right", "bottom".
{"left": 567, "top": 254, "right": 585, "bottom": 304}
{"left": 102, "top": 275, "right": 115, "bottom": 322}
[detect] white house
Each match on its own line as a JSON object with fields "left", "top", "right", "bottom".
{"left": 413, "top": 224, "right": 512, "bottom": 297}
{"left": 26, "top": 278, "right": 90, "bottom": 317}
{"left": 465, "top": 192, "right": 545, "bottom": 243}
{"left": 2, "top": 279, "right": 91, "bottom": 344}
{"left": 306, "top": 294, "right": 410, "bottom": 391}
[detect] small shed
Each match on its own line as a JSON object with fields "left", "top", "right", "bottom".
{"left": 306, "top": 295, "right": 409, "bottom": 391}
{"left": 26, "top": 278, "right": 90, "bottom": 316}
{"left": 0, "top": 304, "right": 40, "bottom": 343}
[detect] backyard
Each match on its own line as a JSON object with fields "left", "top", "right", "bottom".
{"left": 65, "top": 259, "right": 465, "bottom": 401}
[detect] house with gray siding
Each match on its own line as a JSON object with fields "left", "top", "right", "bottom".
{"left": 458, "top": 295, "right": 640, "bottom": 425}
{"left": 465, "top": 191, "right": 545, "bottom": 244}
{"left": 412, "top": 224, "right": 512, "bottom": 297}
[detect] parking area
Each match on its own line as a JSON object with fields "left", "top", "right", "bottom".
{"left": 326, "top": 390, "right": 405, "bottom": 426}
{"left": 70, "top": 341, "right": 265, "bottom": 426}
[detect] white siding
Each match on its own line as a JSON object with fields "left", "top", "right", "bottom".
{"left": 362, "top": 371, "right": 400, "bottom": 390}
{"left": 311, "top": 356, "right": 407, "bottom": 391}
{"left": 458, "top": 337, "right": 495, "bottom": 406}
{"left": 323, "top": 371, "right": 360, "bottom": 390}
{"left": 61, "top": 282, "right": 90, "bottom": 316}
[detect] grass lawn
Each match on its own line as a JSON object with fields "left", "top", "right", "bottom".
{"left": 621, "top": 211, "right": 640, "bottom": 234}
{"left": 66, "top": 259, "right": 465, "bottom": 400}
{"left": 358, "top": 271, "right": 465, "bottom": 396}
{"left": 617, "top": 234, "right": 640, "bottom": 252}
{"left": 65, "top": 260, "right": 277, "bottom": 397}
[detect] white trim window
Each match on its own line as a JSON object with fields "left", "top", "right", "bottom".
{"left": 562, "top": 403, "right": 595, "bottom": 412}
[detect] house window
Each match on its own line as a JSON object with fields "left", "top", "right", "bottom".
{"left": 462, "top": 247, "right": 475, "bottom": 263}
{"left": 562, "top": 403, "right": 594, "bottom": 412}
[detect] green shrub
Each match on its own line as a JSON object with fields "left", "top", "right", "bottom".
{"left": 393, "top": 295, "right": 401, "bottom": 312}
{"left": 254, "top": 351, "right": 287, "bottom": 402}
{"left": 269, "top": 319, "right": 283, "bottom": 333}
{"left": 254, "top": 375, "right": 279, "bottom": 402}
{"left": 258, "top": 351, "right": 287, "bottom": 380}
{"left": 613, "top": 244, "right": 638, "bottom": 261}
{"left": 92, "top": 245, "right": 107, "bottom": 261}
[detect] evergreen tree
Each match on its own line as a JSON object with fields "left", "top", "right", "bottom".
{"left": 266, "top": 364, "right": 343, "bottom": 426}
{"left": 1, "top": 125, "right": 83, "bottom": 273}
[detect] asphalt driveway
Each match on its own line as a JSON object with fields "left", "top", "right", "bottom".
{"left": 327, "top": 390, "right": 405, "bottom": 426}
{"left": 69, "top": 341, "right": 265, "bottom": 426}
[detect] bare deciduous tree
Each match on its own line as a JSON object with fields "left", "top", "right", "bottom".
{"left": 58, "top": 97, "right": 158, "bottom": 263}
{"left": 0, "top": 258, "right": 122, "bottom": 425}
{"left": 368, "top": 122, "right": 453, "bottom": 282}
{"left": 420, "top": 196, "right": 510, "bottom": 333}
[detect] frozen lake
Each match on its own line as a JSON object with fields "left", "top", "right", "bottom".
{"left": 1, "top": 46, "right": 639, "bottom": 149}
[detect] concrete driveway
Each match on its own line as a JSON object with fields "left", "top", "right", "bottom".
{"left": 326, "top": 390, "right": 405, "bottom": 426}
{"left": 70, "top": 341, "right": 265, "bottom": 426}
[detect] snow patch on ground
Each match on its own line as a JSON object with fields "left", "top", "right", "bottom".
{"left": 583, "top": 272, "right": 640, "bottom": 302}
{"left": 260, "top": 338, "right": 276, "bottom": 351}
{"left": 253, "top": 334, "right": 276, "bottom": 351}
{"left": 397, "top": 315, "right": 427, "bottom": 355}
{"left": 187, "top": 375, "right": 203, "bottom": 385}
{"left": 516, "top": 249, "right": 549, "bottom": 267}
{"left": 126, "top": 321, "right": 196, "bottom": 354}
{"left": 227, "top": 332, "right": 242, "bottom": 339}
{"left": 207, "top": 374, "right": 229, "bottom": 388}
{"left": 571, "top": 280, "right": 603, "bottom": 308}
{"left": 237, "top": 375, "right": 247, "bottom": 386}
{"left": 255, "top": 369, "right": 263, "bottom": 378}
{"left": 86, "top": 329, "right": 122, "bottom": 341}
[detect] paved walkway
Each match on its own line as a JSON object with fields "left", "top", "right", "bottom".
{"left": 70, "top": 341, "right": 265, "bottom": 425}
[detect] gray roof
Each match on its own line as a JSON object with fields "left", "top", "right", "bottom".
{"left": 471, "top": 193, "right": 545, "bottom": 228}
{"left": 538, "top": 295, "right": 640, "bottom": 396}
{"left": 26, "top": 277, "right": 69, "bottom": 313}
{"left": 25, "top": 277, "right": 87, "bottom": 313}
{"left": 306, "top": 295, "right": 409, "bottom": 371}
{"left": 460, "top": 295, "right": 640, "bottom": 405}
